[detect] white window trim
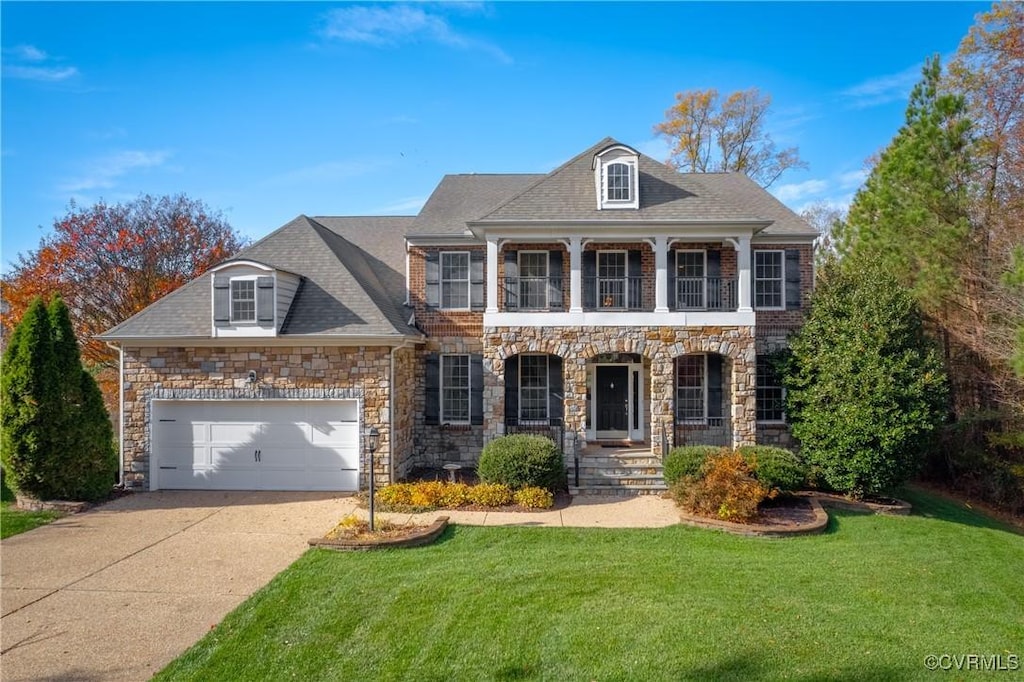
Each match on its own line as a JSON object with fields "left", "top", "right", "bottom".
{"left": 756, "top": 356, "right": 787, "bottom": 424}
{"left": 676, "top": 354, "right": 708, "bottom": 425}
{"left": 518, "top": 354, "right": 549, "bottom": 424}
{"left": 594, "top": 148, "right": 640, "bottom": 210}
{"left": 754, "top": 249, "right": 786, "bottom": 311}
{"left": 604, "top": 162, "right": 634, "bottom": 204}
{"left": 596, "top": 250, "right": 629, "bottom": 309}
{"left": 675, "top": 249, "right": 707, "bottom": 310}
{"left": 518, "top": 251, "right": 549, "bottom": 310}
{"left": 440, "top": 354, "right": 471, "bottom": 425}
{"left": 440, "top": 251, "right": 471, "bottom": 311}
{"left": 229, "top": 276, "right": 258, "bottom": 324}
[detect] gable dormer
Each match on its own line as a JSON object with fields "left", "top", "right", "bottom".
{"left": 593, "top": 143, "right": 640, "bottom": 210}
{"left": 210, "top": 260, "right": 301, "bottom": 337}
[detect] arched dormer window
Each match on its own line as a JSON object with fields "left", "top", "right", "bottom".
{"left": 593, "top": 144, "right": 640, "bottom": 209}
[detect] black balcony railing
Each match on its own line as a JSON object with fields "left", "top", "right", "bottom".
{"left": 674, "top": 276, "right": 738, "bottom": 311}
{"left": 582, "top": 276, "right": 648, "bottom": 310}
{"left": 503, "top": 276, "right": 565, "bottom": 311}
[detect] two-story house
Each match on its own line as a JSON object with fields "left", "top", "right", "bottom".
{"left": 100, "top": 138, "right": 816, "bottom": 494}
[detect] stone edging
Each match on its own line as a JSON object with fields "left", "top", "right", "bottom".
{"left": 798, "top": 491, "right": 912, "bottom": 516}
{"left": 308, "top": 516, "right": 449, "bottom": 551}
{"left": 677, "top": 496, "right": 829, "bottom": 538}
{"left": 15, "top": 496, "right": 91, "bottom": 513}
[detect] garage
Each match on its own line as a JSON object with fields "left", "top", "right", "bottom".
{"left": 151, "top": 400, "right": 360, "bottom": 491}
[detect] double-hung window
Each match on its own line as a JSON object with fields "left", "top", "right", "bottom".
{"left": 597, "top": 251, "right": 627, "bottom": 308}
{"left": 754, "top": 250, "right": 784, "bottom": 309}
{"left": 606, "top": 162, "right": 633, "bottom": 202}
{"left": 676, "top": 355, "right": 706, "bottom": 423}
{"left": 440, "top": 252, "right": 470, "bottom": 309}
{"left": 230, "top": 279, "right": 256, "bottom": 323}
{"left": 676, "top": 250, "right": 706, "bottom": 309}
{"left": 519, "top": 355, "right": 549, "bottom": 423}
{"left": 518, "top": 252, "right": 548, "bottom": 310}
{"left": 756, "top": 356, "right": 786, "bottom": 423}
{"left": 441, "top": 354, "right": 470, "bottom": 424}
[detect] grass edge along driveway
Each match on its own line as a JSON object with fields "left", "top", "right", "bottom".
{"left": 157, "top": 488, "right": 1023, "bottom": 681}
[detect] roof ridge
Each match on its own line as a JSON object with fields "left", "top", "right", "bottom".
{"left": 475, "top": 137, "right": 617, "bottom": 221}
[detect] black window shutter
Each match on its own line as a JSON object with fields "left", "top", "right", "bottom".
{"left": 213, "top": 276, "right": 230, "bottom": 325}
{"left": 470, "top": 251, "right": 485, "bottom": 310}
{"left": 504, "top": 250, "right": 518, "bottom": 309}
{"left": 425, "top": 252, "right": 439, "bottom": 308}
{"left": 257, "top": 276, "right": 275, "bottom": 324}
{"left": 548, "top": 250, "right": 563, "bottom": 310}
{"left": 785, "top": 249, "right": 801, "bottom": 310}
{"left": 707, "top": 250, "right": 721, "bottom": 278}
{"left": 582, "top": 251, "right": 597, "bottom": 308}
{"left": 548, "top": 355, "right": 564, "bottom": 425}
{"left": 504, "top": 355, "right": 519, "bottom": 426}
{"left": 470, "top": 354, "right": 484, "bottom": 425}
{"left": 424, "top": 353, "right": 440, "bottom": 425}
{"left": 668, "top": 250, "right": 677, "bottom": 310}
{"left": 707, "top": 355, "right": 723, "bottom": 420}
{"left": 627, "top": 249, "right": 643, "bottom": 309}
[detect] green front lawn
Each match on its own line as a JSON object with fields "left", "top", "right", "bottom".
{"left": 0, "top": 476, "right": 63, "bottom": 539}
{"left": 157, "top": 490, "right": 1023, "bottom": 681}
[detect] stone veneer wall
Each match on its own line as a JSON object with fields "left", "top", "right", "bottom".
{"left": 391, "top": 346, "right": 418, "bottom": 480}
{"left": 121, "top": 345, "right": 404, "bottom": 490}
{"left": 410, "top": 336, "right": 485, "bottom": 468}
{"left": 481, "top": 326, "right": 757, "bottom": 456}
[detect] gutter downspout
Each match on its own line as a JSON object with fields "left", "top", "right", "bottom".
{"left": 105, "top": 342, "right": 125, "bottom": 487}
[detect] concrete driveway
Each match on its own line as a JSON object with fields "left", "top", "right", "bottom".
{"left": 1, "top": 491, "right": 356, "bottom": 682}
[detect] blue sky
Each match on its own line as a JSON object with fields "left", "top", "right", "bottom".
{"left": 2, "top": 1, "right": 988, "bottom": 271}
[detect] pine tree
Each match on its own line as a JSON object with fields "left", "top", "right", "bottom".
{"left": 1, "top": 297, "right": 59, "bottom": 499}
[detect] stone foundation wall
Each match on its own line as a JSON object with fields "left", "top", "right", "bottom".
{"left": 121, "top": 345, "right": 405, "bottom": 490}
{"left": 481, "top": 326, "right": 757, "bottom": 456}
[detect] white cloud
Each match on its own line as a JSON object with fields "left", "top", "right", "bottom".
{"left": 840, "top": 64, "right": 922, "bottom": 109}
{"left": 3, "top": 44, "right": 79, "bottom": 82}
{"left": 772, "top": 179, "right": 829, "bottom": 203}
{"left": 60, "top": 150, "right": 171, "bottom": 192}
{"left": 4, "top": 65, "right": 79, "bottom": 82}
{"left": 374, "top": 195, "right": 428, "bottom": 214}
{"left": 838, "top": 169, "right": 869, "bottom": 190}
{"left": 635, "top": 137, "right": 673, "bottom": 163}
{"left": 320, "top": 4, "right": 511, "bottom": 63}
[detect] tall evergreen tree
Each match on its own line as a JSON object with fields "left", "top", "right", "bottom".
{"left": 1, "top": 297, "right": 59, "bottom": 499}
{"left": 837, "top": 55, "right": 974, "bottom": 315}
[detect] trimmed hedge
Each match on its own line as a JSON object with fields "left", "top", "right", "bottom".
{"left": 477, "top": 434, "right": 566, "bottom": 491}
{"left": 663, "top": 446, "right": 726, "bottom": 486}
{"left": 735, "top": 446, "right": 807, "bottom": 493}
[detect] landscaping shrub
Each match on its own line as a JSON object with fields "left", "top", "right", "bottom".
{"left": 513, "top": 486, "right": 554, "bottom": 509}
{"left": 408, "top": 480, "right": 446, "bottom": 508}
{"left": 735, "top": 446, "right": 807, "bottom": 492}
{"left": 673, "top": 452, "right": 774, "bottom": 523}
{"left": 477, "top": 434, "right": 565, "bottom": 491}
{"left": 438, "top": 482, "right": 472, "bottom": 508}
{"left": 375, "top": 483, "right": 416, "bottom": 508}
{"left": 468, "top": 482, "right": 513, "bottom": 507}
{"left": 663, "top": 446, "right": 726, "bottom": 486}
{"left": 785, "top": 260, "right": 948, "bottom": 497}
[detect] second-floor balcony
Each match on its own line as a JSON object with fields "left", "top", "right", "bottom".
{"left": 502, "top": 275, "right": 738, "bottom": 312}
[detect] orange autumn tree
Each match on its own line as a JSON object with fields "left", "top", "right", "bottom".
{"left": 2, "top": 194, "right": 245, "bottom": 370}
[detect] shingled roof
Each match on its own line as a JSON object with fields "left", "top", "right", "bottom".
{"left": 409, "top": 173, "right": 544, "bottom": 236}
{"left": 100, "top": 215, "right": 420, "bottom": 341}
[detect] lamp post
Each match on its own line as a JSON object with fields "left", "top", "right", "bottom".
{"left": 367, "top": 427, "right": 380, "bottom": 532}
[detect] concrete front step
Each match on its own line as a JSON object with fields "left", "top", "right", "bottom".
{"left": 577, "top": 466, "right": 662, "bottom": 477}
{"left": 576, "top": 456, "right": 663, "bottom": 467}
{"left": 569, "top": 485, "right": 668, "bottom": 496}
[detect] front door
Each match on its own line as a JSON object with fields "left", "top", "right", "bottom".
{"left": 595, "top": 365, "right": 629, "bottom": 438}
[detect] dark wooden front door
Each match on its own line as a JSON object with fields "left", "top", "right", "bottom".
{"left": 596, "top": 366, "right": 629, "bottom": 432}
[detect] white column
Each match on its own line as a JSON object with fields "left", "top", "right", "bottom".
{"left": 654, "top": 235, "right": 669, "bottom": 313}
{"left": 569, "top": 236, "right": 583, "bottom": 313}
{"left": 486, "top": 237, "right": 499, "bottom": 314}
{"left": 736, "top": 236, "right": 752, "bottom": 312}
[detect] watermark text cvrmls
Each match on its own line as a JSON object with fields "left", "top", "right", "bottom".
{"left": 924, "top": 654, "right": 1019, "bottom": 672}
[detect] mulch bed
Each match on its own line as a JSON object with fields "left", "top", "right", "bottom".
{"left": 677, "top": 495, "right": 830, "bottom": 537}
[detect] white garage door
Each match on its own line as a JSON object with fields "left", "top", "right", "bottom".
{"left": 151, "top": 400, "right": 360, "bottom": 491}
